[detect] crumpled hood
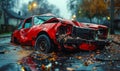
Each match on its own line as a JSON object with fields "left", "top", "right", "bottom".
{"left": 81, "top": 23, "right": 108, "bottom": 29}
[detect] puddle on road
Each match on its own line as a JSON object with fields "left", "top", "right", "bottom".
{"left": 0, "top": 35, "right": 120, "bottom": 71}
{"left": 0, "top": 37, "right": 10, "bottom": 44}
{"left": 18, "top": 37, "right": 120, "bottom": 71}
{"left": 18, "top": 50, "right": 120, "bottom": 71}
{"left": 0, "top": 46, "right": 120, "bottom": 71}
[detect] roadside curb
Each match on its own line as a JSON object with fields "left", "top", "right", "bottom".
{"left": 0, "top": 34, "right": 11, "bottom": 38}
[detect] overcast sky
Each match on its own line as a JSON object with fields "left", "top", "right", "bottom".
{"left": 48, "top": 0, "right": 71, "bottom": 19}
{"left": 18, "top": 0, "right": 71, "bottom": 19}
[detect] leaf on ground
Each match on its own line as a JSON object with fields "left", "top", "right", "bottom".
{"left": 49, "top": 57, "right": 56, "bottom": 61}
{"left": 66, "top": 67, "right": 75, "bottom": 71}
{"left": 83, "top": 61, "right": 89, "bottom": 66}
{"left": 41, "top": 64, "right": 46, "bottom": 70}
{"left": 75, "top": 56, "right": 82, "bottom": 60}
{"left": 90, "top": 54, "right": 94, "bottom": 58}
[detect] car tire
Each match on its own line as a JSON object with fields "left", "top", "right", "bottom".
{"left": 11, "top": 35, "right": 14, "bottom": 43}
{"left": 11, "top": 35, "right": 19, "bottom": 44}
{"left": 11, "top": 33, "right": 15, "bottom": 43}
{"left": 35, "top": 34, "right": 53, "bottom": 53}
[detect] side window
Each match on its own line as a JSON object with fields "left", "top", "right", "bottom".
{"left": 24, "top": 23, "right": 32, "bottom": 28}
{"left": 24, "top": 18, "right": 32, "bottom": 28}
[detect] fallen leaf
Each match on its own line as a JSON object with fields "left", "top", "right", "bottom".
{"left": 87, "top": 60, "right": 93, "bottom": 64}
{"left": 90, "top": 54, "right": 94, "bottom": 58}
{"left": 76, "top": 56, "right": 82, "bottom": 60}
{"left": 49, "top": 58, "right": 56, "bottom": 61}
{"left": 41, "top": 64, "right": 46, "bottom": 70}
{"left": 66, "top": 67, "right": 75, "bottom": 71}
{"left": 83, "top": 62, "right": 89, "bottom": 66}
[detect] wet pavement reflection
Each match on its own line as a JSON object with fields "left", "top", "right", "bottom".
{"left": 0, "top": 36, "right": 120, "bottom": 71}
{"left": 19, "top": 50, "right": 120, "bottom": 71}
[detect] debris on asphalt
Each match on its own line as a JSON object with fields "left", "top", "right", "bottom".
{"left": 0, "top": 35, "right": 120, "bottom": 71}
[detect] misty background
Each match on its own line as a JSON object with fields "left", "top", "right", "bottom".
{"left": 0, "top": 0, "right": 120, "bottom": 34}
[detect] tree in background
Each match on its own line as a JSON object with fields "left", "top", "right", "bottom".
{"left": 20, "top": 4, "right": 29, "bottom": 16}
{"left": 0, "top": 0, "right": 15, "bottom": 9}
{"left": 67, "top": 0, "right": 80, "bottom": 15}
{"left": 106, "top": 0, "right": 120, "bottom": 16}
{"left": 26, "top": 0, "right": 60, "bottom": 16}
{"left": 0, "top": 0, "right": 60, "bottom": 22}
{"left": 80, "top": 0, "right": 108, "bottom": 23}
{"left": 0, "top": 0, "right": 15, "bottom": 25}
{"left": 67, "top": 0, "right": 108, "bottom": 23}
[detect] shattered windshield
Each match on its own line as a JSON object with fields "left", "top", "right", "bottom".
{"left": 34, "top": 16, "right": 54, "bottom": 25}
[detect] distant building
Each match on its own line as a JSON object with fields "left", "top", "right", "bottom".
{"left": 0, "top": 8, "right": 24, "bottom": 33}
{"left": 0, "top": 8, "right": 22, "bottom": 26}
{"left": 0, "top": 8, "right": 4, "bottom": 25}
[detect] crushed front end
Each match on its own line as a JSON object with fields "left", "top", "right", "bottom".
{"left": 56, "top": 24, "right": 109, "bottom": 51}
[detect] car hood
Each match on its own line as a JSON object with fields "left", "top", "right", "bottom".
{"left": 87, "top": 24, "right": 107, "bottom": 29}
{"left": 79, "top": 22, "right": 108, "bottom": 29}
{"left": 38, "top": 17, "right": 107, "bottom": 30}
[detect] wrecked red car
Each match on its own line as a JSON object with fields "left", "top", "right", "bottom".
{"left": 11, "top": 14, "right": 109, "bottom": 53}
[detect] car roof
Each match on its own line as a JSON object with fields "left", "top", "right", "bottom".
{"left": 33, "top": 13, "right": 56, "bottom": 17}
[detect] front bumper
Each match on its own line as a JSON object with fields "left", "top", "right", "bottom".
{"left": 60, "top": 38, "right": 109, "bottom": 50}
{"left": 64, "top": 38, "right": 109, "bottom": 45}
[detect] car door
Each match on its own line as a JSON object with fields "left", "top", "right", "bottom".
{"left": 20, "top": 17, "right": 33, "bottom": 43}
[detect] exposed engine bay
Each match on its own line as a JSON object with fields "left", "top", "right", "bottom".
{"left": 56, "top": 24, "right": 109, "bottom": 50}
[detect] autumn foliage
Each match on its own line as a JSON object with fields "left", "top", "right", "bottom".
{"left": 80, "top": 0, "right": 108, "bottom": 21}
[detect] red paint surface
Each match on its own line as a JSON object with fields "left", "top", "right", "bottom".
{"left": 11, "top": 14, "right": 108, "bottom": 51}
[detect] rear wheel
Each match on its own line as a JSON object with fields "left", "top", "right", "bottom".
{"left": 35, "top": 34, "right": 53, "bottom": 53}
{"left": 11, "top": 35, "right": 19, "bottom": 44}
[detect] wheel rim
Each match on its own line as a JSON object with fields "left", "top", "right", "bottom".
{"left": 38, "top": 39, "right": 47, "bottom": 52}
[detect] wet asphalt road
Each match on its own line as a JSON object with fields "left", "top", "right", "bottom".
{"left": 0, "top": 37, "right": 33, "bottom": 71}
{"left": 0, "top": 36, "right": 120, "bottom": 71}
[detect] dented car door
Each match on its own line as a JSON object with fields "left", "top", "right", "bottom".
{"left": 19, "top": 17, "right": 33, "bottom": 44}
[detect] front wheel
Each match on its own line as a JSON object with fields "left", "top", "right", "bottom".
{"left": 35, "top": 34, "right": 53, "bottom": 53}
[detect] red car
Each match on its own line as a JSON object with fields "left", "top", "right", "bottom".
{"left": 11, "top": 14, "right": 109, "bottom": 53}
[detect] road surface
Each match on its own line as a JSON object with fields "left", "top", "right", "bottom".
{"left": 0, "top": 36, "right": 120, "bottom": 71}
